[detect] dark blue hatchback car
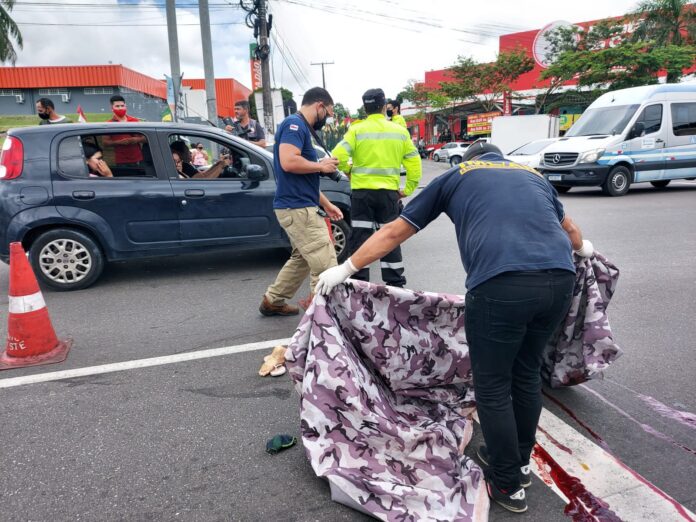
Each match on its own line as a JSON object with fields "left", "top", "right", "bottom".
{"left": 0, "top": 122, "right": 351, "bottom": 290}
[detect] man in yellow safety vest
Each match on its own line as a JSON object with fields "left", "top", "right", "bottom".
{"left": 332, "top": 88, "right": 422, "bottom": 287}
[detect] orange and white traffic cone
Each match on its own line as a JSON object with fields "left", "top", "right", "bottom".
{"left": 0, "top": 242, "right": 72, "bottom": 370}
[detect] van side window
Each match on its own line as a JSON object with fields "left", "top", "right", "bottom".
{"left": 635, "top": 104, "right": 663, "bottom": 135}
{"left": 58, "top": 133, "right": 156, "bottom": 179}
{"left": 671, "top": 103, "right": 696, "bottom": 136}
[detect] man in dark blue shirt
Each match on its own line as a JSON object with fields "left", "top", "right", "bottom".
{"left": 260, "top": 87, "right": 344, "bottom": 317}
{"left": 316, "top": 141, "right": 594, "bottom": 514}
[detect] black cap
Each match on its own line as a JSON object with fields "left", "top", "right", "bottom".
{"left": 461, "top": 139, "right": 503, "bottom": 162}
{"left": 362, "top": 88, "right": 386, "bottom": 107}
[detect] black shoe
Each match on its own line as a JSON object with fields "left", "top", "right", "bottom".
{"left": 486, "top": 479, "right": 528, "bottom": 513}
{"left": 477, "top": 445, "right": 532, "bottom": 488}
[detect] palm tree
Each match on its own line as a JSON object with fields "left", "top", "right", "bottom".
{"left": 631, "top": 0, "right": 696, "bottom": 81}
{"left": 632, "top": 0, "right": 696, "bottom": 45}
{"left": 0, "top": 0, "right": 23, "bottom": 65}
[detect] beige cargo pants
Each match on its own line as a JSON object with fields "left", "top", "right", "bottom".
{"left": 265, "top": 207, "right": 337, "bottom": 305}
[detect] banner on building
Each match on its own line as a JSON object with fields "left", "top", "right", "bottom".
{"left": 503, "top": 92, "right": 512, "bottom": 116}
{"left": 250, "top": 43, "right": 263, "bottom": 91}
{"left": 467, "top": 111, "right": 502, "bottom": 136}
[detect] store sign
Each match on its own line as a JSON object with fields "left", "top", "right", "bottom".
{"left": 467, "top": 111, "right": 501, "bottom": 135}
{"left": 249, "top": 43, "right": 263, "bottom": 90}
{"left": 559, "top": 114, "right": 581, "bottom": 131}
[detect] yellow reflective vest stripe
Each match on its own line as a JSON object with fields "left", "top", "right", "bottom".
{"left": 331, "top": 114, "right": 422, "bottom": 196}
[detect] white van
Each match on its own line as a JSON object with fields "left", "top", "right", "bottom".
{"left": 539, "top": 83, "right": 696, "bottom": 196}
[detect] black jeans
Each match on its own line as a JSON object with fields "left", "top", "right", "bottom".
{"left": 464, "top": 269, "right": 574, "bottom": 490}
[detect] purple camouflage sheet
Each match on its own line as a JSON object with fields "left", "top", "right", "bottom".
{"left": 286, "top": 253, "right": 621, "bottom": 521}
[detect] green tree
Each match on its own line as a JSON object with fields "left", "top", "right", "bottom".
{"left": 332, "top": 102, "right": 349, "bottom": 121}
{"left": 543, "top": 40, "right": 695, "bottom": 91}
{"left": 441, "top": 48, "right": 534, "bottom": 112}
{"left": 0, "top": 0, "right": 22, "bottom": 65}
{"left": 630, "top": 0, "right": 696, "bottom": 81}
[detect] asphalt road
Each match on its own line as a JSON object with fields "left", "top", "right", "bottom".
{"left": 1, "top": 160, "right": 695, "bottom": 521}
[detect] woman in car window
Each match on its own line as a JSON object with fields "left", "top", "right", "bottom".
{"left": 191, "top": 143, "right": 209, "bottom": 167}
{"left": 83, "top": 142, "right": 113, "bottom": 178}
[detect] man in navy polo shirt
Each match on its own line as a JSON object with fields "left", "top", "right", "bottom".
{"left": 316, "top": 140, "right": 594, "bottom": 514}
{"left": 260, "top": 87, "right": 344, "bottom": 316}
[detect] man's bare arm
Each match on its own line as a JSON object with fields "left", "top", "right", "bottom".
{"left": 351, "top": 218, "right": 417, "bottom": 269}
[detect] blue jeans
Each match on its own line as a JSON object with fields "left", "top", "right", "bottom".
{"left": 465, "top": 269, "right": 574, "bottom": 490}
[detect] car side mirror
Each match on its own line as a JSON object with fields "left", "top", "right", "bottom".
{"left": 630, "top": 122, "right": 645, "bottom": 139}
{"left": 245, "top": 163, "right": 268, "bottom": 181}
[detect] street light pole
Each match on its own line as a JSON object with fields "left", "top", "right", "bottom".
{"left": 199, "top": 0, "right": 218, "bottom": 125}
{"left": 165, "top": 0, "right": 180, "bottom": 122}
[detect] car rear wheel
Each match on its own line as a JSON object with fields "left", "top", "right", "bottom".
{"left": 602, "top": 166, "right": 631, "bottom": 197}
{"left": 650, "top": 180, "right": 670, "bottom": 188}
{"left": 331, "top": 219, "right": 351, "bottom": 263}
{"left": 449, "top": 155, "right": 462, "bottom": 167}
{"left": 433, "top": 152, "right": 441, "bottom": 162}
{"left": 29, "top": 228, "right": 104, "bottom": 291}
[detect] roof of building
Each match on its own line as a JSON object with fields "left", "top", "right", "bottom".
{"left": 0, "top": 65, "right": 253, "bottom": 116}
{"left": 0, "top": 65, "right": 168, "bottom": 99}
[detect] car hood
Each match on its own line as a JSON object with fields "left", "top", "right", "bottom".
{"left": 543, "top": 135, "right": 620, "bottom": 153}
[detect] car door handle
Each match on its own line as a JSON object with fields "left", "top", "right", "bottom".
{"left": 655, "top": 138, "right": 665, "bottom": 144}
{"left": 184, "top": 189, "right": 205, "bottom": 198}
{"left": 72, "top": 191, "right": 95, "bottom": 200}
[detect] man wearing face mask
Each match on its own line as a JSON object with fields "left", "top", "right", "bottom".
{"left": 331, "top": 88, "right": 422, "bottom": 288}
{"left": 36, "top": 98, "right": 71, "bottom": 125}
{"left": 103, "top": 95, "right": 146, "bottom": 167}
{"left": 259, "top": 87, "right": 344, "bottom": 316}
{"left": 386, "top": 98, "right": 407, "bottom": 129}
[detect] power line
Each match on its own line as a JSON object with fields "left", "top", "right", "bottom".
{"left": 14, "top": 21, "right": 246, "bottom": 27}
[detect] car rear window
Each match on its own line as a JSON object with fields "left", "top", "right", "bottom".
{"left": 58, "top": 132, "right": 156, "bottom": 179}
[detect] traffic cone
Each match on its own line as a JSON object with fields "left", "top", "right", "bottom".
{"left": 0, "top": 242, "right": 72, "bottom": 370}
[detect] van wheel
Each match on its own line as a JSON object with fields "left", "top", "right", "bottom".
{"left": 331, "top": 219, "right": 351, "bottom": 263}
{"left": 449, "top": 155, "right": 462, "bottom": 167}
{"left": 29, "top": 228, "right": 104, "bottom": 291}
{"left": 602, "top": 166, "right": 631, "bottom": 197}
{"left": 650, "top": 180, "right": 670, "bottom": 188}
{"left": 554, "top": 185, "right": 572, "bottom": 193}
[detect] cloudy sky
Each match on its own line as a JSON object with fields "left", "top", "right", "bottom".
{"left": 10, "top": 0, "right": 639, "bottom": 112}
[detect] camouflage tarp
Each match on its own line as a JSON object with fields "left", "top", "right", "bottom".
{"left": 286, "top": 253, "right": 621, "bottom": 521}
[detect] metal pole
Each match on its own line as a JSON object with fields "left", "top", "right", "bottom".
{"left": 199, "top": 0, "right": 218, "bottom": 125}
{"left": 311, "top": 61, "right": 334, "bottom": 89}
{"left": 165, "top": 0, "right": 180, "bottom": 122}
{"left": 258, "top": 0, "right": 274, "bottom": 133}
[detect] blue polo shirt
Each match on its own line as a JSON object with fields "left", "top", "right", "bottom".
{"left": 400, "top": 153, "right": 575, "bottom": 290}
{"left": 273, "top": 114, "right": 320, "bottom": 209}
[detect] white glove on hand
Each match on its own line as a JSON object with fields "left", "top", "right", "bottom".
{"left": 574, "top": 239, "right": 594, "bottom": 258}
{"left": 316, "top": 258, "right": 358, "bottom": 296}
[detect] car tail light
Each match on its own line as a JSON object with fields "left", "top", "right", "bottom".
{"left": 0, "top": 136, "right": 24, "bottom": 180}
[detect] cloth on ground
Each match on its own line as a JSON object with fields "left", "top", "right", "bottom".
{"left": 285, "top": 252, "right": 621, "bottom": 521}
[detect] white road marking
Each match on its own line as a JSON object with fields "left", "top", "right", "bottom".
{"left": 535, "top": 408, "right": 696, "bottom": 521}
{"left": 1, "top": 338, "right": 693, "bottom": 521}
{"left": 0, "top": 337, "right": 291, "bottom": 389}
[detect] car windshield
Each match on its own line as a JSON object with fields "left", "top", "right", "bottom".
{"left": 508, "top": 139, "right": 555, "bottom": 155}
{"left": 566, "top": 105, "right": 640, "bottom": 137}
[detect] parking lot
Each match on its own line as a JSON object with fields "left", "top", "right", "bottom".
{"left": 1, "top": 160, "right": 695, "bottom": 521}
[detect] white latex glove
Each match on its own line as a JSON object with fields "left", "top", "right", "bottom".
{"left": 316, "top": 258, "right": 359, "bottom": 295}
{"left": 574, "top": 239, "right": 594, "bottom": 258}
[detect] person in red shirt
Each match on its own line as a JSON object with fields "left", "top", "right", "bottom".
{"left": 103, "top": 95, "right": 146, "bottom": 166}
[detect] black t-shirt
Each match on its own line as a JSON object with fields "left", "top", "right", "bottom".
{"left": 180, "top": 162, "right": 198, "bottom": 178}
{"left": 240, "top": 119, "right": 265, "bottom": 142}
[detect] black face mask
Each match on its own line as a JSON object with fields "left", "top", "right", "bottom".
{"left": 386, "top": 109, "right": 394, "bottom": 118}
{"left": 313, "top": 107, "right": 328, "bottom": 131}
{"left": 38, "top": 112, "right": 50, "bottom": 120}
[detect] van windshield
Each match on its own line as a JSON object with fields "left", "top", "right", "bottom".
{"left": 566, "top": 104, "right": 640, "bottom": 137}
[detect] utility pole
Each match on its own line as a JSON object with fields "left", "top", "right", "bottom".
{"left": 199, "top": 0, "right": 218, "bottom": 125}
{"left": 258, "top": 0, "right": 274, "bottom": 134}
{"left": 311, "top": 61, "right": 334, "bottom": 89}
{"left": 165, "top": 0, "right": 180, "bottom": 122}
